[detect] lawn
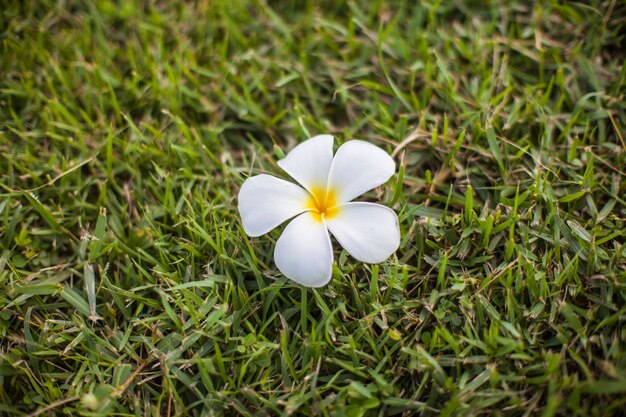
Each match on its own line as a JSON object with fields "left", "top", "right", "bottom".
{"left": 1, "top": 0, "right": 625, "bottom": 415}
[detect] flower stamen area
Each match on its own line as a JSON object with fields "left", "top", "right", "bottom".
{"left": 306, "top": 187, "right": 339, "bottom": 222}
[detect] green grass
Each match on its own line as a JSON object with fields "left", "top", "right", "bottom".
{"left": 1, "top": 0, "right": 625, "bottom": 415}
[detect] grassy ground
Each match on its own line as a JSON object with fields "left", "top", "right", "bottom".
{"left": 1, "top": 0, "right": 626, "bottom": 415}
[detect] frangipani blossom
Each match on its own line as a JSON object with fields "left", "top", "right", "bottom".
{"left": 238, "top": 135, "right": 400, "bottom": 287}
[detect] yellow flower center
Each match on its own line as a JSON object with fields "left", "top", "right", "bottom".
{"left": 306, "top": 186, "right": 339, "bottom": 222}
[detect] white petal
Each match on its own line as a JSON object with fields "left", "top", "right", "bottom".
{"left": 274, "top": 212, "right": 333, "bottom": 287}
{"left": 325, "top": 202, "right": 400, "bottom": 263}
{"left": 327, "top": 140, "right": 395, "bottom": 203}
{"left": 277, "top": 134, "right": 334, "bottom": 192}
{"left": 238, "top": 174, "right": 309, "bottom": 237}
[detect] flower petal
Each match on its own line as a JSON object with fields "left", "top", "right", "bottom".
{"left": 327, "top": 140, "right": 395, "bottom": 203}
{"left": 274, "top": 212, "right": 333, "bottom": 287}
{"left": 277, "top": 134, "right": 334, "bottom": 192}
{"left": 325, "top": 202, "right": 400, "bottom": 263}
{"left": 238, "top": 174, "right": 310, "bottom": 237}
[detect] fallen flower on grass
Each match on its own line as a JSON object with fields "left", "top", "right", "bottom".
{"left": 238, "top": 134, "right": 400, "bottom": 287}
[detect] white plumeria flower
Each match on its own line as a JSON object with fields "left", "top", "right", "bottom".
{"left": 238, "top": 135, "right": 400, "bottom": 287}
